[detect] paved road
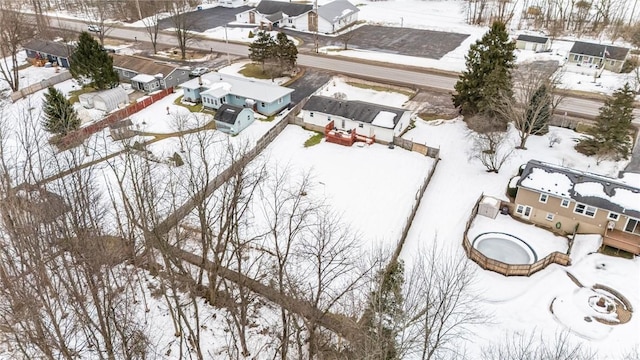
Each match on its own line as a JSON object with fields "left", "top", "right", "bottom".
{"left": 50, "top": 17, "right": 640, "bottom": 123}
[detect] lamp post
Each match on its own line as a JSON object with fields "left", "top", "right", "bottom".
{"left": 224, "top": 25, "right": 231, "bottom": 65}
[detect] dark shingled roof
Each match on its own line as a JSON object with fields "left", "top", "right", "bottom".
{"left": 22, "top": 39, "right": 75, "bottom": 58}
{"left": 516, "top": 34, "right": 549, "bottom": 44}
{"left": 517, "top": 160, "right": 640, "bottom": 219}
{"left": 214, "top": 104, "right": 244, "bottom": 125}
{"left": 302, "top": 95, "right": 405, "bottom": 126}
{"left": 255, "top": 0, "right": 313, "bottom": 17}
{"left": 569, "top": 41, "right": 629, "bottom": 61}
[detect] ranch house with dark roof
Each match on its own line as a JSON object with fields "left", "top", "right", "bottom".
{"left": 23, "top": 39, "right": 75, "bottom": 68}
{"left": 515, "top": 34, "right": 551, "bottom": 52}
{"left": 567, "top": 41, "right": 630, "bottom": 73}
{"left": 301, "top": 95, "right": 411, "bottom": 144}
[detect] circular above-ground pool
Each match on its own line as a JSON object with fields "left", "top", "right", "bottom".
{"left": 472, "top": 232, "right": 538, "bottom": 265}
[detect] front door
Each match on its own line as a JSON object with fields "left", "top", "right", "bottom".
{"left": 249, "top": 11, "right": 255, "bottom": 24}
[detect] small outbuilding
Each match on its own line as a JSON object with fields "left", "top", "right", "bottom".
{"left": 478, "top": 196, "right": 501, "bottom": 219}
{"left": 213, "top": 104, "right": 255, "bottom": 135}
{"left": 515, "top": 34, "right": 551, "bottom": 52}
{"left": 79, "top": 87, "right": 128, "bottom": 112}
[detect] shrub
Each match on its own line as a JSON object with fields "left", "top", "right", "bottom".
{"left": 248, "top": 31, "right": 254, "bottom": 38}
{"left": 304, "top": 132, "right": 323, "bottom": 147}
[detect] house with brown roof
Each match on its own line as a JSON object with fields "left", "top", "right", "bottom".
{"left": 513, "top": 160, "right": 640, "bottom": 254}
{"left": 110, "top": 54, "right": 190, "bottom": 93}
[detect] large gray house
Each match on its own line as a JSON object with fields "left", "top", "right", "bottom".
{"left": 110, "top": 54, "right": 190, "bottom": 93}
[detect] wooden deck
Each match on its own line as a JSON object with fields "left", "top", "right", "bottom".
{"left": 603, "top": 229, "right": 640, "bottom": 255}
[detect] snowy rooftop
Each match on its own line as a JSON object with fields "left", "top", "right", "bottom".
{"left": 180, "top": 72, "right": 294, "bottom": 103}
{"left": 303, "top": 95, "right": 405, "bottom": 127}
{"left": 131, "top": 74, "right": 157, "bottom": 83}
{"left": 518, "top": 160, "right": 640, "bottom": 218}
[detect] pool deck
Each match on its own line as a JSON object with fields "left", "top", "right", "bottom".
{"left": 468, "top": 213, "right": 569, "bottom": 258}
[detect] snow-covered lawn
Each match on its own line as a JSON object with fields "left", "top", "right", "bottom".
{"left": 262, "top": 125, "right": 436, "bottom": 250}
{"left": 315, "top": 76, "right": 412, "bottom": 107}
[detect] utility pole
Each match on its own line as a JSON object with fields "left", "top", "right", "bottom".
{"left": 314, "top": 0, "right": 319, "bottom": 53}
{"left": 135, "top": 0, "right": 142, "bottom": 20}
{"left": 224, "top": 25, "right": 231, "bottom": 65}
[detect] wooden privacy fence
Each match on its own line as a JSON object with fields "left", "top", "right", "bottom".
{"left": 10, "top": 72, "right": 73, "bottom": 102}
{"left": 55, "top": 87, "right": 174, "bottom": 150}
{"left": 462, "top": 195, "right": 571, "bottom": 277}
{"left": 393, "top": 137, "right": 440, "bottom": 159}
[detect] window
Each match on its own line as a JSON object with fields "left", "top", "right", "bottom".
{"left": 515, "top": 204, "right": 532, "bottom": 219}
{"left": 358, "top": 123, "right": 364, "bottom": 128}
{"left": 539, "top": 193, "right": 548, "bottom": 203}
{"left": 607, "top": 212, "right": 619, "bottom": 221}
{"left": 236, "top": 95, "right": 241, "bottom": 99}
{"left": 278, "top": 97, "right": 283, "bottom": 104}
{"left": 309, "top": 112, "right": 314, "bottom": 117}
{"left": 261, "top": 102, "right": 265, "bottom": 107}
{"left": 625, "top": 218, "right": 640, "bottom": 235}
{"left": 574, "top": 203, "right": 597, "bottom": 218}
{"left": 560, "top": 199, "right": 570, "bottom": 208}
{"left": 545, "top": 213, "right": 554, "bottom": 221}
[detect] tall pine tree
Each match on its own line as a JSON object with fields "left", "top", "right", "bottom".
{"left": 42, "top": 86, "right": 80, "bottom": 136}
{"left": 70, "top": 32, "right": 119, "bottom": 90}
{"left": 576, "top": 83, "right": 635, "bottom": 160}
{"left": 248, "top": 31, "right": 275, "bottom": 70}
{"left": 274, "top": 32, "right": 297, "bottom": 72}
{"left": 452, "top": 21, "right": 515, "bottom": 116}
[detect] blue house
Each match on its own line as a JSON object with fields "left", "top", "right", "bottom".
{"left": 180, "top": 73, "right": 294, "bottom": 116}
{"left": 214, "top": 104, "right": 256, "bottom": 135}
{"left": 23, "top": 39, "right": 75, "bottom": 68}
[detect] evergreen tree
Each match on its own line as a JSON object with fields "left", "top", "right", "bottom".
{"left": 70, "top": 32, "right": 119, "bottom": 90}
{"left": 524, "top": 83, "right": 551, "bottom": 135}
{"left": 576, "top": 83, "right": 635, "bottom": 160}
{"left": 452, "top": 21, "right": 516, "bottom": 116}
{"left": 274, "top": 32, "right": 297, "bottom": 72}
{"left": 42, "top": 86, "right": 80, "bottom": 136}
{"left": 365, "top": 260, "right": 404, "bottom": 360}
{"left": 248, "top": 31, "right": 275, "bottom": 70}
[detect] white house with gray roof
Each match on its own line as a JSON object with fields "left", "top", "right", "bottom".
{"left": 180, "top": 72, "right": 293, "bottom": 116}
{"left": 514, "top": 160, "right": 640, "bottom": 254}
{"left": 515, "top": 34, "right": 551, "bottom": 52}
{"left": 301, "top": 95, "right": 411, "bottom": 143}
{"left": 235, "top": 0, "right": 358, "bottom": 33}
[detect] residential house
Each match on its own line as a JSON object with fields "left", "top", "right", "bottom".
{"left": 514, "top": 160, "right": 640, "bottom": 254}
{"left": 110, "top": 54, "right": 190, "bottom": 92}
{"left": 567, "top": 41, "right": 630, "bottom": 73}
{"left": 23, "top": 39, "right": 75, "bottom": 68}
{"left": 235, "top": 1, "right": 313, "bottom": 30}
{"left": 235, "top": 0, "right": 358, "bottom": 33}
{"left": 213, "top": 104, "right": 255, "bottom": 135}
{"left": 315, "top": 0, "right": 359, "bottom": 33}
{"left": 180, "top": 72, "right": 293, "bottom": 116}
{"left": 300, "top": 95, "right": 412, "bottom": 144}
{"left": 515, "top": 34, "right": 551, "bottom": 52}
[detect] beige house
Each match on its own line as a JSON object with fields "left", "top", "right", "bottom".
{"left": 514, "top": 160, "right": 640, "bottom": 254}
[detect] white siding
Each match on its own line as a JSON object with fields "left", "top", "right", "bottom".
{"left": 290, "top": 14, "right": 310, "bottom": 31}
{"left": 302, "top": 110, "right": 397, "bottom": 142}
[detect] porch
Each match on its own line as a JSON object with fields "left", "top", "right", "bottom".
{"left": 603, "top": 229, "right": 640, "bottom": 255}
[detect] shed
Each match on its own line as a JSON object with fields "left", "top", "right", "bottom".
{"left": 93, "top": 87, "right": 128, "bottom": 112}
{"left": 478, "top": 196, "right": 501, "bottom": 219}
{"left": 79, "top": 93, "right": 96, "bottom": 109}
{"left": 515, "top": 34, "right": 551, "bottom": 52}
{"left": 214, "top": 104, "right": 255, "bottom": 135}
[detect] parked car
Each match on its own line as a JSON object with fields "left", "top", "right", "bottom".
{"left": 189, "top": 67, "right": 209, "bottom": 77}
{"left": 87, "top": 24, "right": 101, "bottom": 33}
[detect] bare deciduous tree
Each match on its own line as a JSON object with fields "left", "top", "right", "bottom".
{"left": 469, "top": 117, "right": 515, "bottom": 173}
{"left": 482, "top": 330, "right": 597, "bottom": 360}
{"left": 0, "top": 2, "right": 35, "bottom": 92}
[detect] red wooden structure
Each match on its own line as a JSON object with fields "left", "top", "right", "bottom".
{"left": 324, "top": 120, "right": 374, "bottom": 146}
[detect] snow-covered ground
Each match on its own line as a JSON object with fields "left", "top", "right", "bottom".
{"left": 399, "top": 117, "right": 638, "bottom": 358}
